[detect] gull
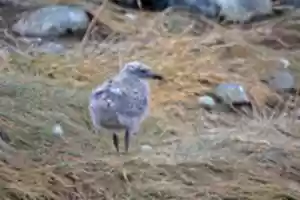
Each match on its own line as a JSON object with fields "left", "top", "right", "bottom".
{"left": 89, "top": 61, "right": 164, "bottom": 153}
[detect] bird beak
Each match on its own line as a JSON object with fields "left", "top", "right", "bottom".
{"left": 148, "top": 72, "right": 164, "bottom": 80}
{"left": 151, "top": 74, "right": 164, "bottom": 80}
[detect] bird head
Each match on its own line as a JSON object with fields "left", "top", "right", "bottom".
{"left": 121, "top": 61, "right": 164, "bottom": 80}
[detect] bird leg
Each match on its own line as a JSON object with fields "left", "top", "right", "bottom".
{"left": 124, "top": 130, "right": 130, "bottom": 153}
{"left": 112, "top": 133, "right": 119, "bottom": 152}
{"left": 136, "top": 0, "right": 142, "bottom": 9}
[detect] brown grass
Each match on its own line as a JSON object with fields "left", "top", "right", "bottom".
{"left": 1, "top": 1, "right": 300, "bottom": 199}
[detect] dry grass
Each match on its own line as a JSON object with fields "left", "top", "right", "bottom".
{"left": 1, "top": 1, "right": 300, "bottom": 199}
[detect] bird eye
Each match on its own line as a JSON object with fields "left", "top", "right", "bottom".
{"left": 139, "top": 69, "right": 148, "bottom": 73}
{"left": 93, "top": 90, "right": 104, "bottom": 99}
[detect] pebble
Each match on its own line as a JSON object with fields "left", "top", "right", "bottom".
{"left": 213, "top": 83, "right": 250, "bottom": 105}
{"left": 141, "top": 144, "right": 153, "bottom": 152}
{"left": 264, "top": 70, "right": 295, "bottom": 92}
{"left": 279, "top": 58, "right": 290, "bottom": 68}
{"left": 0, "top": 129, "right": 10, "bottom": 143}
{"left": 33, "top": 42, "right": 66, "bottom": 54}
{"left": 52, "top": 124, "right": 64, "bottom": 137}
{"left": 116, "top": 0, "right": 169, "bottom": 10}
{"left": 198, "top": 95, "right": 216, "bottom": 109}
{"left": 169, "top": 0, "right": 221, "bottom": 18}
{"left": 125, "top": 13, "right": 137, "bottom": 21}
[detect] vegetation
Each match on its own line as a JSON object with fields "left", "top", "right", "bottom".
{"left": 1, "top": 1, "right": 300, "bottom": 199}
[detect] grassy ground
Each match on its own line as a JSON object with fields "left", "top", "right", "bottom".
{"left": 1, "top": 1, "right": 300, "bottom": 199}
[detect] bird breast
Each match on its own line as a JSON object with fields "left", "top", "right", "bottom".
{"left": 89, "top": 77, "right": 150, "bottom": 130}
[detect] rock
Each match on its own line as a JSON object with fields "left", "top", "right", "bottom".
{"left": 198, "top": 95, "right": 216, "bottom": 109}
{"left": 257, "top": 147, "right": 290, "bottom": 169}
{"left": 141, "top": 144, "right": 153, "bottom": 152}
{"left": 0, "top": 135, "right": 15, "bottom": 154}
{"left": 168, "top": 0, "right": 221, "bottom": 18}
{"left": 125, "top": 13, "right": 138, "bottom": 21}
{"left": 200, "top": 32, "right": 224, "bottom": 46}
{"left": 19, "top": 37, "right": 43, "bottom": 44}
{"left": 278, "top": 0, "right": 300, "bottom": 8}
{"left": 114, "top": 0, "right": 135, "bottom": 7}
{"left": 213, "top": 83, "right": 250, "bottom": 105}
{"left": 114, "top": 0, "right": 169, "bottom": 10}
{"left": 12, "top": 5, "right": 90, "bottom": 37}
{"left": 169, "top": 0, "right": 272, "bottom": 22}
{"left": 0, "top": 129, "right": 10, "bottom": 143}
{"left": 32, "top": 42, "right": 66, "bottom": 54}
{"left": 278, "top": 58, "right": 290, "bottom": 68}
{"left": 263, "top": 69, "right": 295, "bottom": 92}
{"left": 0, "top": 48, "right": 10, "bottom": 60}
{"left": 216, "top": 0, "right": 272, "bottom": 22}
{"left": 52, "top": 124, "right": 64, "bottom": 137}
{"left": 115, "top": 0, "right": 272, "bottom": 22}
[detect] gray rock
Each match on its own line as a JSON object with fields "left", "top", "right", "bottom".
{"left": 52, "top": 124, "right": 64, "bottom": 137}
{"left": 125, "top": 13, "right": 138, "bottom": 21}
{"left": 115, "top": 0, "right": 169, "bottom": 10}
{"left": 0, "top": 129, "right": 10, "bottom": 144}
{"left": 12, "top": 5, "right": 90, "bottom": 37}
{"left": 264, "top": 70, "right": 295, "bottom": 92}
{"left": 213, "top": 83, "right": 250, "bottom": 105}
{"left": 141, "top": 144, "right": 153, "bottom": 152}
{"left": 19, "top": 37, "right": 43, "bottom": 44}
{"left": 278, "top": 0, "right": 300, "bottom": 8}
{"left": 198, "top": 95, "right": 216, "bottom": 109}
{"left": 33, "top": 42, "right": 66, "bottom": 54}
{"left": 169, "top": 0, "right": 272, "bottom": 22}
{"left": 257, "top": 147, "right": 290, "bottom": 168}
{"left": 168, "top": 0, "right": 221, "bottom": 18}
{"left": 216, "top": 0, "right": 272, "bottom": 22}
{"left": 116, "top": 0, "right": 272, "bottom": 22}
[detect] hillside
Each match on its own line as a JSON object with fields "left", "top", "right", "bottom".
{"left": 1, "top": 1, "right": 300, "bottom": 199}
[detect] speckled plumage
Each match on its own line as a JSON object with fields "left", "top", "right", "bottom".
{"left": 89, "top": 69, "right": 150, "bottom": 133}
{"left": 89, "top": 61, "right": 163, "bottom": 153}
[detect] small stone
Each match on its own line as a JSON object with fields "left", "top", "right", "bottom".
{"left": 263, "top": 69, "right": 295, "bottom": 92}
{"left": 279, "top": 58, "right": 290, "bottom": 68}
{"left": 0, "top": 129, "right": 10, "bottom": 143}
{"left": 34, "top": 42, "right": 65, "bottom": 54}
{"left": 257, "top": 147, "right": 289, "bottom": 167}
{"left": 213, "top": 83, "right": 250, "bottom": 105}
{"left": 18, "top": 37, "right": 42, "bottom": 44}
{"left": 198, "top": 95, "right": 216, "bottom": 109}
{"left": 201, "top": 33, "right": 224, "bottom": 46}
{"left": 125, "top": 13, "right": 137, "bottom": 21}
{"left": 168, "top": 0, "right": 221, "bottom": 18}
{"left": 52, "top": 124, "right": 64, "bottom": 137}
{"left": 141, "top": 144, "right": 153, "bottom": 152}
{"left": 278, "top": 0, "right": 300, "bottom": 8}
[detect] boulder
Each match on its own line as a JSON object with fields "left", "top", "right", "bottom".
{"left": 12, "top": 5, "right": 90, "bottom": 37}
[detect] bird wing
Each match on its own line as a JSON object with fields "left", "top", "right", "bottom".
{"left": 91, "top": 77, "right": 149, "bottom": 118}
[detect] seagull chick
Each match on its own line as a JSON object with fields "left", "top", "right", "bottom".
{"left": 89, "top": 61, "right": 164, "bottom": 153}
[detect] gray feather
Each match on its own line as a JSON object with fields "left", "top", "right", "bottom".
{"left": 89, "top": 61, "right": 156, "bottom": 134}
